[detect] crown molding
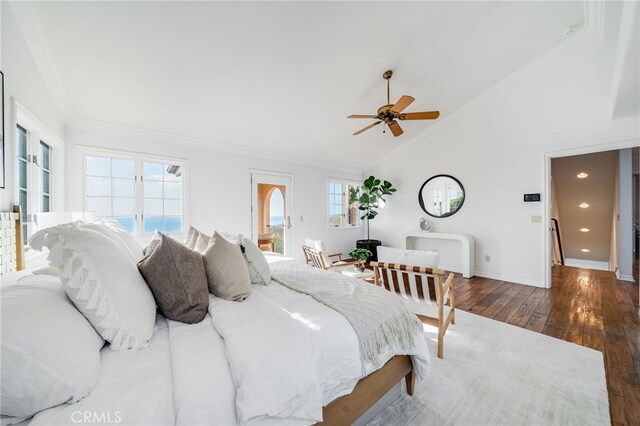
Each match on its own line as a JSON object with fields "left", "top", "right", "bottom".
{"left": 367, "top": 0, "right": 604, "bottom": 171}
{"left": 68, "top": 117, "right": 364, "bottom": 175}
{"left": 8, "top": 2, "right": 75, "bottom": 123}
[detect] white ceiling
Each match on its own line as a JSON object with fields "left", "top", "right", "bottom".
{"left": 552, "top": 151, "right": 618, "bottom": 263}
{"left": 31, "top": 1, "right": 585, "bottom": 168}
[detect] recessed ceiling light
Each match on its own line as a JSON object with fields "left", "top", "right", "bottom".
{"left": 577, "top": 172, "right": 588, "bottom": 179}
{"left": 581, "top": 248, "right": 590, "bottom": 253}
{"left": 579, "top": 203, "right": 590, "bottom": 208}
{"left": 580, "top": 228, "right": 590, "bottom": 232}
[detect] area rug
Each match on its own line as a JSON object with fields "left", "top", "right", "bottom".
{"left": 368, "top": 302, "right": 609, "bottom": 426}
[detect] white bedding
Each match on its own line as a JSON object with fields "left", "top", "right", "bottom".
{"left": 17, "top": 255, "right": 429, "bottom": 426}
{"left": 30, "top": 316, "right": 175, "bottom": 426}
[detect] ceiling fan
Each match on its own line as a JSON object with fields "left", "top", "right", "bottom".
{"left": 348, "top": 70, "right": 440, "bottom": 137}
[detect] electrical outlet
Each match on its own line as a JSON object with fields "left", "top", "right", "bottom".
{"left": 531, "top": 215, "right": 542, "bottom": 223}
{"left": 485, "top": 255, "right": 491, "bottom": 262}
{"left": 300, "top": 216, "right": 303, "bottom": 222}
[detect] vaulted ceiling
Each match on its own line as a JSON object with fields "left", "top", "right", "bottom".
{"left": 25, "top": 1, "right": 585, "bottom": 168}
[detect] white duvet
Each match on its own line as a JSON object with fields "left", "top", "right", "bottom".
{"left": 29, "top": 263, "right": 429, "bottom": 426}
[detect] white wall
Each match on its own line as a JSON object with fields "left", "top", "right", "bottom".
{"left": 0, "top": 5, "right": 65, "bottom": 211}
{"left": 617, "top": 148, "right": 634, "bottom": 281}
{"left": 65, "top": 126, "right": 364, "bottom": 260}
{"left": 610, "top": 156, "right": 619, "bottom": 273}
{"left": 365, "top": 31, "right": 640, "bottom": 287}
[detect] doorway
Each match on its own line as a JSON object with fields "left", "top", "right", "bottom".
{"left": 545, "top": 143, "right": 639, "bottom": 292}
{"left": 250, "top": 171, "right": 293, "bottom": 256}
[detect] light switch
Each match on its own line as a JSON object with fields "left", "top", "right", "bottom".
{"left": 531, "top": 215, "right": 542, "bottom": 223}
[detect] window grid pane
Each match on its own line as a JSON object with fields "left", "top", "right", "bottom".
{"left": 86, "top": 155, "right": 135, "bottom": 233}
{"left": 16, "top": 126, "right": 28, "bottom": 239}
{"left": 40, "top": 142, "right": 52, "bottom": 213}
{"left": 143, "top": 162, "right": 182, "bottom": 234}
{"left": 328, "top": 182, "right": 360, "bottom": 228}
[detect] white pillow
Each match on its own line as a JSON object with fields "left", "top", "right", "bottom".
{"left": 377, "top": 246, "right": 439, "bottom": 269}
{"left": 99, "top": 220, "right": 145, "bottom": 261}
{"left": 304, "top": 238, "right": 333, "bottom": 267}
{"left": 194, "top": 232, "right": 210, "bottom": 253}
{"left": 184, "top": 226, "right": 211, "bottom": 252}
{"left": 1, "top": 275, "right": 104, "bottom": 418}
{"left": 80, "top": 222, "right": 144, "bottom": 262}
{"left": 29, "top": 222, "right": 156, "bottom": 350}
{"left": 220, "top": 232, "right": 271, "bottom": 285}
{"left": 184, "top": 225, "right": 198, "bottom": 249}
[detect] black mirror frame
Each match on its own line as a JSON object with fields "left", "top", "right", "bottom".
{"left": 418, "top": 174, "right": 465, "bottom": 218}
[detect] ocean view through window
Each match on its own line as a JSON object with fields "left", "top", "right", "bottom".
{"left": 83, "top": 150, "right": 186, "bottom": 236}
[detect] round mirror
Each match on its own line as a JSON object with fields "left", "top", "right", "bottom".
{"left": 418, "top": 175, "right": 465, "bottom": 218}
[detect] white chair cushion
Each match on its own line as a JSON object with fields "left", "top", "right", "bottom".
{"left": 377, "top": 246, "right": 439, "bottom": 269}
{"left": 304, "top": 238, "right": 332, "bottom": 267}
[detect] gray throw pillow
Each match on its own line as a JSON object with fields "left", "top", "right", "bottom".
{"left": 203, "top": 232, "right": 252, "bottom": 302}
{"left": 138, "top": 231, "right": 209, "bottom": 324}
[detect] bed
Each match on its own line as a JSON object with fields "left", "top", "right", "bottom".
{"left": 0, "top": 211, "right": 430, "bottom": 426}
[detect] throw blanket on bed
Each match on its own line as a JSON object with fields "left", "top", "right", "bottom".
{"left": 270, "top": 260, "right": 427, "bottom": 378}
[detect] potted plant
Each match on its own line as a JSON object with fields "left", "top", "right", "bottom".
{"left": 349, "top": 175, "right": 396, "bottom": 261}
{"left": 349, "top": 248, "right": 373, "bottom": 272}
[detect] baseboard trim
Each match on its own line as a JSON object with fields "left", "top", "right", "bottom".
{"left": 473, "top": 271, "right": 545, "bottom": 288}
{"left": 618, "top": 274, "right": 636, "bottom": 283}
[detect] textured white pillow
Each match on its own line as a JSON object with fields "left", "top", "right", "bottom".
{"left": 377, "top": 246, "right": 440, "bottom": 269}
{"left": 220, "top": 232, "right": 271, "bottom": 285}
{"left": 1, "top": 275, "right": 104, "bottom": 418}
{"left": 99, "top": 220, "right": 145, "bottom": 261}
{"left": 80, "top": 222, "right": 144, "bottom": 262}
{"left": 30, "top": 222, "right": 156, "bottom": 350}
{"left": 305, "top": 238, "right": 333, "bottom": 266}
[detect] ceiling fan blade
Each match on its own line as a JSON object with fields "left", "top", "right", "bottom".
{"left": 398, "top": 111, "right": 440, "bottom": 120}
{"left": 388, "top": 120, "right": 404, "bottom": 137}
{"left": 390, "top": 95, "right": 415, "bottom": 114}
{"left": 347, "top": 115, "right": 378, "bottom": 119}
{"left": 353, "top": 121, "right": 381, "bottom": 136}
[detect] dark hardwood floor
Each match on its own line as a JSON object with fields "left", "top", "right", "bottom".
{"left": 453, "top": 265, "right": 639, "bottom": 426}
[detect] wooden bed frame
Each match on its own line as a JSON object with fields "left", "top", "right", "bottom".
{"left": 0, "top": 205, "right": 24, "bottom": 276}
{"left": 318, "top": 355, "right": 414, "bottom": 425}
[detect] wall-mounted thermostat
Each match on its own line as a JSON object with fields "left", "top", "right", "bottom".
{"left": 524, "top": 193, "right": 541, "bottom": 202}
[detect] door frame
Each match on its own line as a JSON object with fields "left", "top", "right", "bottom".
{"left": 249, "top": 169, "right": 294, "bottom": 256}
{"left": 543, "top": 138, "right": 640, "bottom": 288}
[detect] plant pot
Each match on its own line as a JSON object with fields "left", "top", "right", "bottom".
{"left": 356, "top": 239, "right": 382, "bottom": 261}
{"left": 353, "top": 265, "right": 365, "bottom": 273}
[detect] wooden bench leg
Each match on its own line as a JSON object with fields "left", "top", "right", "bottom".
{"left": 449, "top": 278, "right": 456, "bottom": 325}
{"left": 405, "top": 369, "right": 415, "bottom": 396}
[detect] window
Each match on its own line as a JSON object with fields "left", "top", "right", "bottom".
{"left": 16, "top": 125, "right": 28, "bottom": 240}
{"left": 328, "top": 180, "right": 361, "bottom": 228}
{"left": 15, "top": 119, "right": 58, "bottom": 244}
{"left": 40, "top": 142, "right": 52, "bottom": 213}
{"left": 82, "top": 150, "right": 185, "bottom": 236}
{"left": 143, "top": 161, "right": 183, "bottom": 233}
{"left": 86, "top": 156, "right": 136, "bottom": 232}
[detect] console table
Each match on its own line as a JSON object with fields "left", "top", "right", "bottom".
{"left": 404, "top": 232, "right": 476, "bottom": 278}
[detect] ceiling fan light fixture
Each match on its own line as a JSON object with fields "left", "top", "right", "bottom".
{"left": 347, "top": 70, "right": 440, "bottom": 137}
